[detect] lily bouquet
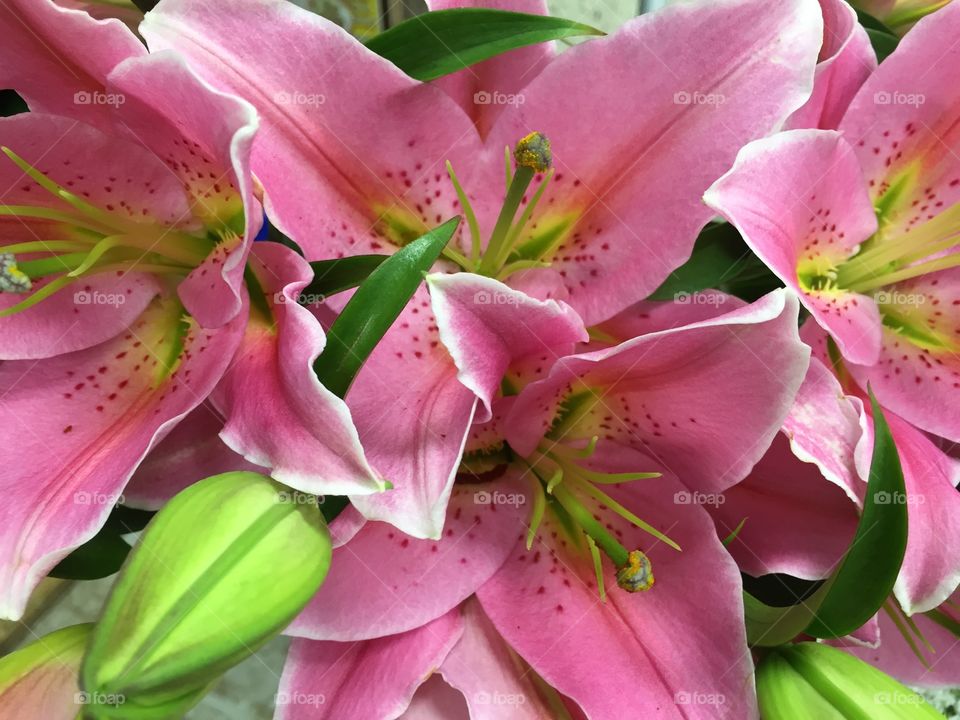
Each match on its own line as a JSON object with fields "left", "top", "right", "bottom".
{"left": 0, "top": 0, "right": 958, "bottom": 718}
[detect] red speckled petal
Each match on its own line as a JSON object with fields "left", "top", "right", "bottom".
{"left": 0, "top": 295, "right": 247, "bottom": 620}
{"left": 0, "top": 113, "right": 189, "bottom": 359}
{"left": 141, "top": 0, "right": 493, "bottom": 262}
{"left": 507, "top": 291, "right": 809, "bottom": 494}
{"left": 476, "top": 477, "right": 758, "bottom": 719}
{"left": 705, "top": 129, "right": 883, "bottom": 365}
{"left": 848, "top": 268, "right": 960, "bottom": 443}
{"left": 488, "top": 0, "right": 823, "bottom": 325}
{"left": 108, "top": 52, "right": 262, "bottom": 328}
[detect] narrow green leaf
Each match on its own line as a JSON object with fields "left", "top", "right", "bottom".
{"left": 366, "top": 9, "right": 604, "bottom": 82}
{"left": 805, "top": 390, "right": 908, "bottom": 638}
{"left": 50, "top": 532, "right": 131, "bottom": 581}
{"left": 305, "top": 254, "right": 388, "bottom": 298}
{"left": 313, "top": 217, "right": 460, "bottom": 398}
{"left": 857, "top": 9, "right": 900, "bottom": 61}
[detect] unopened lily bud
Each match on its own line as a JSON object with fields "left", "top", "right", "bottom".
{"left": 0, "top": 624, "right": 91, "bottom": 720}
{"left": 757, "top": 642, "right": 942, "bottom": 719}
{"left": 514, "top": 132, "right": 552, "bottom": 173}
{"left": 81, "top": 472, "right": 332, "bottom": 718}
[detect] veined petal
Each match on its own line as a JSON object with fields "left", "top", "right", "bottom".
{"left": 847, "top": 268, "right": 960, "bottom": 443}
{"left": 476, "top": 476, "right": 758, "bottom": 719}
{"left": 705, "top": 129, "right": 883, "bottom": 365}
{"left": 426, "top": 0, "right": 554, "bottom": 139}
{"left": 0, "top": 294, "right": 246, "bottom": 620}
{"left": 489, "top": 0, "right": 824, "bottom": 324}
{"left": 123, "top": 402, "right": 263, "bottom": 510}
{"left": 427, "top": 272, "right": 587, "bottom": 421}
{"left": 107, "top": 51, "right": 261, "bottom": 328}
{"left": 277, "top": 611, "right": 463, "bottom": 720}
{"left": 713, "top": 432, "right": 858, "bottom": 580}
{"left": 839, "top": 0, "right": 960, "bottom": 237}
{"left": 439, "top": 597, "right": 568, "bottom": 718}
{"left": 141, "top": 0, "right": 492, "bottom": 262}
{"left": 215, "top": 242, "right": 384, "bottom": 496}
{"left": 0, "top": 113, "right": 188, "bottom": 358}
{"left": 786, "top": 0, "right": 877, "bottom": 130}
{"left": 0, "top": 0, "right": 144, "bottom": 130}
{"left": 507, "top": 291, "right": 810, "bottom": 494}
{"left": 289, "top": 476, "right": 527, "bottom": 641}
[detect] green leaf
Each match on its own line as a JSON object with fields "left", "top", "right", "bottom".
{"left": 648, "top": 223, "right": 754, "bottom": 300}
{"left": 50, "top": 532, "right": 131, "bottom": 581}
{"left": 857, "top": 9, "right": 900, "bottom": 61}
{"left": 366, "top": 9, "right": 604, "bottom": 82}
{"left": 81, "top": 472, "right": 331, "bottom": 718}
{"left": 313, "top": 217, "right": 460, "bottom": 398}
{"left": 744, "top": 589, "right": 828, "bottom": 648}
{"left": 305, "top": 254, "right": 388, "bottom": 298}
{"left": 805, "top": 390, "right": 908, "bottom": 638}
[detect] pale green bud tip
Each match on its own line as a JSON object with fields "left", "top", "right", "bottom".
{"left": 0, "top": 253, "right": 30, "bottom": 293}
{"left": 514, "top": 132, "right": 552, "bottom": 173}
{"left": 616, "top": 550, "right": 654, "bottom": 592}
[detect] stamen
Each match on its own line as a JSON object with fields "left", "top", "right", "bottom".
{"left": 616, "top": 550, "right": 655, "bottom": 593}
{"left": 445, "top": 160, "right": 481, "bottom": 269}
{"left": 0, "top": 253, "right": 31, "bottom": 293}
{"left": 585, "top": 535, "right": 607, "bottom": 601}
{"left": 526, "top": 471, "right": 547, "bottom": 550}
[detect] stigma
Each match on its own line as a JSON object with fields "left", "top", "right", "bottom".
{"left": 617, "top": 550, "right": 655, "bottom": 592}
{"left": 0, "top": 253, "right": 31, "bottom": 293}
{"left": 514, "top": 132, "right": 552, "bottom": 173}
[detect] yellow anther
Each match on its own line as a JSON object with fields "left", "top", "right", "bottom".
{"left": 616, "top": 550, "right": 654, "bottom": 592}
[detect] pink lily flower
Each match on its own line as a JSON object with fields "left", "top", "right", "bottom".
{"left": 0, "top": 1, "right": 379, "bottom": 619}
{"left": 142, "top": 0, "right": 824, "bottom": 538}
{"left": 271, "top": 290, "right": 809, "bottom": 718}
{"left": 705, "top": 1, "right": 960, "bottom": 443}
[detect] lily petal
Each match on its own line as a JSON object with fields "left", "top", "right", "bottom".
{"left": 705, "top": 129, "right": 882, "bottom": 364}
{"left": 489, "top": 0, "right": 824, "bottom": 324}
{"left": 289, "top": 475, "right": 528, "bottom": 641}
{"left": 215, "top": 241, "right": 384, "bottom": 496}
{"left": 0, "top": 0, "right": 143, "bottom": 130}
{"left": 0, "top": 295, "right": 246, "bottom": 620}
{"left": 476, "top": 476, "right": 758, "bottom": 719}
{"left": 277, "top": 611, "right": 463, "bottom": 720}
{"left": 107, "top": 51, "right": 261, "bottom": 328}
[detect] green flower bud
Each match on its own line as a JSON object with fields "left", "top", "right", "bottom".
{"left": 0, "top": 624, "right": 92, "bottom": 719}
{"left": 80, "top": 472, "right": 332, "bottom": 718}
{"left": 757, "top": 642, "right": 944, "bottom": 719}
